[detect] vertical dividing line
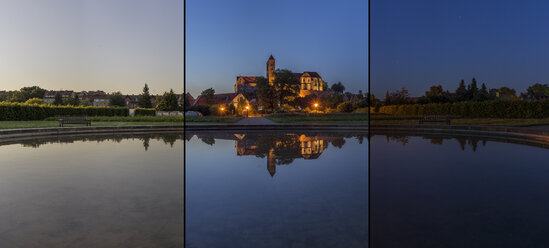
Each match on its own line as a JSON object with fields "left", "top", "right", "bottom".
{"left": 183, "top": 0, "right": 187, "bottom": 246}
{"left": 367, "top": 0, "right": 371, "bottom": 246}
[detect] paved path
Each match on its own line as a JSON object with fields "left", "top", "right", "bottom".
{"left": 233, "top": 117, "right": 278, "bottom": 125}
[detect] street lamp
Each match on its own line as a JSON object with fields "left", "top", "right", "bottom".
{"left": 220, "top": 107, "right": 225, "bottom": 116}
{"left": 245, "top": 106, "right": 249, "bottom": 117}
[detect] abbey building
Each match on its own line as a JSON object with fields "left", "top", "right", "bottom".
{"left": 234, "top": 55, "right": 325, "bottom": 97}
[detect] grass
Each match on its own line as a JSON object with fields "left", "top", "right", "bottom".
{"left": 0, "top": 121, "right": 182, "bottom": 129}
{"left": 370, "top": 113, "right": 549, "bottom": 127}
{"left": 45, "top": 116, "right": 184, "bottom": 122}
{"left": 266, "top": 113, "right": 368, "bottom": 124}
{"left": 184, "top": 116, "right": 243, "bottom": 124}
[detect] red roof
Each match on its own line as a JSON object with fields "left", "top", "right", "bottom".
{"left": 237, "top": 76, "right": 257, "bottom": 84}
{"left": 193, "top": 93, "right": 242, "bottom": 106}
{"left": 302, "top": 72, "right": 321, "bottom": 77}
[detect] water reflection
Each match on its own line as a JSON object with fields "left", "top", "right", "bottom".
{"left": 371, "top": 133, "right": 549, "bottom": 247}
{"left": 0, "top": 133, "right": 183, "bottom": 247}
{"left": 2, "top": 133, "right": 183, "bottom": 151}
{"left": 188, "top": 132, "right": 366, "bottom": 176}
{"left": 186, "top": 131, "right": 368, "bottom": 248}
{"left": 381, "top": 134, "right": 489, "bottom": 151}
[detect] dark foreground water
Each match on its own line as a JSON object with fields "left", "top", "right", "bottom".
{"left": 185, "top": 131, "right": 368, "bottom": 248}
{"left": 0, "top": 133, "right": 184, "bottom": 248}
{"left": 371, "top": 134, "right": 549, "bottom": 248}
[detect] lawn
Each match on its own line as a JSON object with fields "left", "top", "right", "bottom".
{"left": 184, "top": 116, "right": 243, "bottom": 124}
{"left": 0, "top": 116, "right": 183, "bottom": 129}
{"left": 370, "top": 113, "right": 549, "bottom": 127}
{"left": 266, "top": 113, "right": 368, "bottom": 124}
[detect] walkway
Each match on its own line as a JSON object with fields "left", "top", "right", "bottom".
{"left": 233, "top": 117, "right": 278, "bottom": 125}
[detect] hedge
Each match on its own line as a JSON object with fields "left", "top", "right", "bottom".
{"left": 376, "top": 100, "right": 549, "bottom": 118}
{"left": 0, "top": 102, "right": 129, "bottom": 121}
{"left": 135, "top": 108, "right": 156, "bottom": 116}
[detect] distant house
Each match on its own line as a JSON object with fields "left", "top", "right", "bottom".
{"left": 184, "top": 93, "right": 194, "bottom": 109}
{"left": 77, "top": 91, "right": 109, "bottom": 106}
{"left": 125, "top": 95, "right": 140, "bottom": 109}
{"left": 193, "top": 93, "right": 249, "bottom": 108}
{"left": 93, "top": 95, "right": 110, "bottom": 107}
{"left": 43, "top": 90, "right": 75, "bottom": 104}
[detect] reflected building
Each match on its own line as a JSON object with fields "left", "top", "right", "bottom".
{"left": 234, "top": 134, "right": 333, "bottom": 176}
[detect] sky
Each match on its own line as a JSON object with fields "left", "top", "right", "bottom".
{"left": 186, "top": 0, "right": 367, "bottom": 97}
{"left": 0, "top": 0, "right": 183, "bottom": 95}
{"left": 372, "top": 0, "right": 549, "bottom": 97}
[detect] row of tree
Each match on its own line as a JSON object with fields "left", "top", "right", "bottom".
{"left": 0, "top": 84, "right": 181, "bottom": 111}
{"left": 382, "top": 78, "right": 549, "bottom": 105}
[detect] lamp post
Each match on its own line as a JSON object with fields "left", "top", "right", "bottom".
{"left": 313, "top": 103, "right": 318, "bottom": 117}
{"left": 220, "top": 107, "right": 225, "bottom": 116}
{"left": 245, "top": 106, "right": 249, "bottom": 117}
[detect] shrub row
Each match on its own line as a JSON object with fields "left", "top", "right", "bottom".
{"left": 376, "top": 100, "right": 549, "bottom": 118}
{"left": 0, "top": 102, "right": 129, "bottom": 121}
{"left": 135, "top": 108, "right": 156, "bottom": 116}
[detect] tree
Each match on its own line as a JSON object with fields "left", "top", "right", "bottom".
{"left": 53, "top": 92, "right": 64, "bottom": 105}
{"left": 255, "top": 76, "right": 278, "bottom": 112}
{"left": 455, "top": 80, "right": 467, "bottom": 101}
{"left": 200, "top": 88, "right": 215, "bottom": 105}
{"left": 466, "top": 78, "right": 479, "bottom": 100}
{"left": 65, "top": 94, "right": 80, "bottom": 106}
{"left": 156, "top": 89, "right": 179, "bottom": 111}
{"left": 236, "top": 97, "right": 247, "bottom": 115}
{"left": 384, "top": 91, "right": 391, "bottom": 105}
{"left": 273, "top": 69, "right": 300, "bottom": 107}
{"left": 138, "top": 83, "right": 152, "bottom": 108}
{"left": 424, "top": 85, "right": 450, "bottom": 103}
{"left": 10, "top": 86, "right": 47, "bottom": 102}
{"left": 109, "top": 92, "right": 126, "bottom": 106}
{"left": 389, "top": 87, "right": 409, "bottom": 105}
{"left": 496, "top": 87, "right": 517, "bottom": 101}
{"left": 322, "top": 81, "right": 328, "bottom": 90}
{"left": 25, "top": 98, "right": 44, "bottom": 105}
{"left": 474, "top": 83, "right": 489, "bottom": 101}
{"left": 525, "top": 83, "right": 549, "bottom": 100}
{"left": 331, "top": 82, "right": 345, "bottom": 94}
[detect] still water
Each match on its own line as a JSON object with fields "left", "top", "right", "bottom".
{"left": 185, "top": 131, "right": 368, "bottom": 248}
{"left": 0, "top": 133, "right": 183, "bottom": 247}
{"left": 371, "top": 134, "right": 549, "bottom": 248}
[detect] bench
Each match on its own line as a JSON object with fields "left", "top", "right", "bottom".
{"left": 59, "top": 116, "right": 91, "bottom": 127}
{"left": 419, "top": 114, "right": 451, "bottom": 125}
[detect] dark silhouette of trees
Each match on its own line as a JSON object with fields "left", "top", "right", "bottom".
{"left": 138, "top": 84, "right": 152, "bottom": 108}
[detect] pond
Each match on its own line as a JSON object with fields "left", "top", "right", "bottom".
{"left": 371, "top": 133, "right": 549, "bottom": 248}
{"left": 0, "top": 133, "right": 184, "bottom": 247}
{"left": 185, "top": 131, "right": 368, "bottom": 248}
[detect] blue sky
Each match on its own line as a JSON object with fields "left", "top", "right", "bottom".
{"left": 186, "top": 0, "right": 367, "bottom": 97}
{"left": 371, "top": 0, "right": 549, "bottom": 97}
{"left": 0, "top": 0, "right": 183, "bottom": 95}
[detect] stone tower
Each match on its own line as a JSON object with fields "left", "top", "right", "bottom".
{"left": 267, "top": 55, "right": 275, "bottom": 85}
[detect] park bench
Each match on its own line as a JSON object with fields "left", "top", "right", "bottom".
{"left": 419, "top": 114, "right": 451, "bottom": 125}
{"left": 59, "top": 116, "right": 91, "bottom": 127}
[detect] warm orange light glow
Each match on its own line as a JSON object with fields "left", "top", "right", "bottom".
{"left": 220, "top": 107, "right": 225, "bottom": 111}
{"left": 246, "top": 106, "right": 249, "bottom": 110}
{"left": 314, "top": 103, "right": 318, "bottom": 108}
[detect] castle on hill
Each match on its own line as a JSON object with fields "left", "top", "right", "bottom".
{"left": 234, "top": 55, "right": 325, "bottom": 97}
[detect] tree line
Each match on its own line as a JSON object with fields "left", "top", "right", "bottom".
{"left": 380, "top": 78, "right": 549, "bottom": 106}
{"left": 0, "top": 84, "right": 182, "bottom": 111}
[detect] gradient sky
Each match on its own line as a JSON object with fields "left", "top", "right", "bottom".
{"left": 186, "top": 0, "right": 367, "bottom": 97}
{"left": 0, "top": 0, "right": 183, "bottom": 95}
{"left": 372, "top": 0, "right": 549, "bottom": 97}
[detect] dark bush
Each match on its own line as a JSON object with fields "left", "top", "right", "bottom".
{"left": 0, "top": 103, "right": 128, "bottom": 121}
{"left": 135, "top": 108, "right": 156, "bottom": 116}
{"left": 377, "top": 100, "right": 549, "bottom": 118}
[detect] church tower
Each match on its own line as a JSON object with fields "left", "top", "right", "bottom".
{"left": 266, "top": 55, "right": 275, "bottom": 85}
